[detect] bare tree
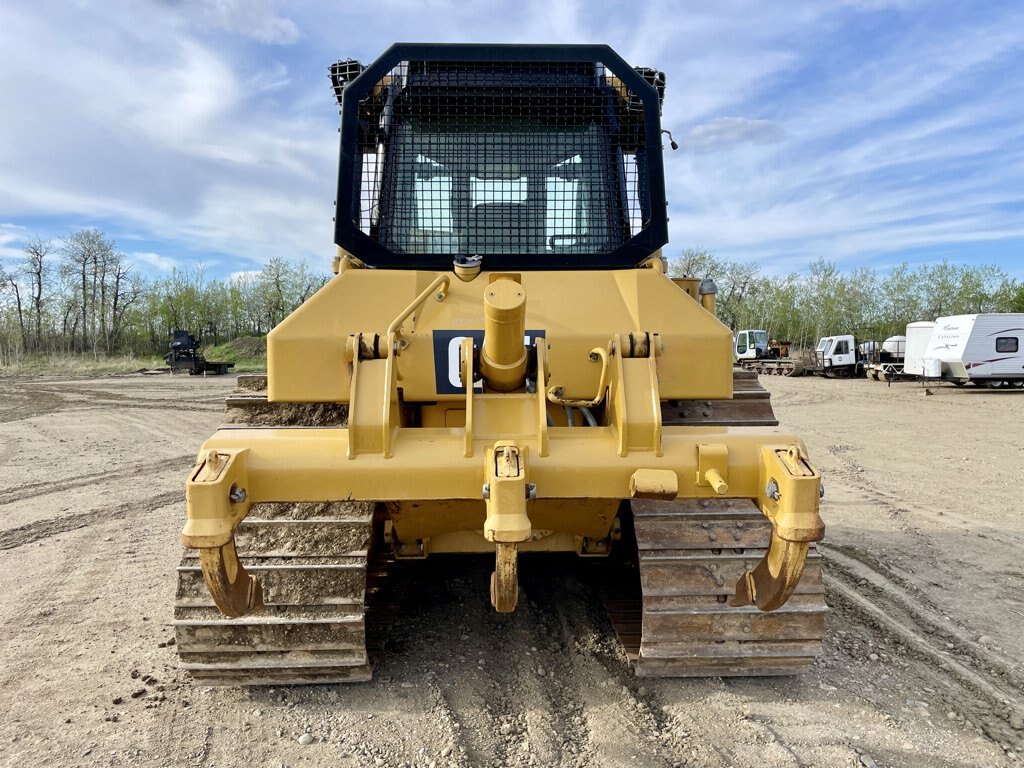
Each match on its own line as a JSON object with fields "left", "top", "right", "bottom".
{"left": 0, "top": 265, "right": 27, "bottom": 352}
{"left": 110, "top": 262, "right": 144, "bottom": 348}
{"left": 21, "top": 238, "right": 53, "bottom": 350}
{"left": 60, "top": 229, "right": 118, "bottom": 352}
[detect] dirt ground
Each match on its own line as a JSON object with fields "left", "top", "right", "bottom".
{"left": 1, "top": 372, "right": 1022, "bottom": 768}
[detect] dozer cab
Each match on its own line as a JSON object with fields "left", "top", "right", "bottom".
{"left": 175, "top": 43, "right": 826, "bottom": 684}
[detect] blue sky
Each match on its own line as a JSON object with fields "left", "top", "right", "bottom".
{"left": 1, "top": 0, "right": 1022, "bottom": 280}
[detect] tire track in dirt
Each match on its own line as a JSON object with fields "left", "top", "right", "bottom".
{"left": 766, "top": 386, "right": 839, "bottom": 411}
{"left": 0, "top": 454, "right": 194, "bottom": 506}
{"left": 0, "top": 526, "right": 112, "bottom": 690}
{"left": 0, "top": 490, "right": 182, "bottom": 550}
{"left": 0, "top": 380, "right": 223, "bottom": 427}
{"left": 393, "top": 558, "right": 667, "bottom": 767}
{"left": 824, "top": 442, "right": 1024, "bottom": 550}
{"left": 381, "top": 560, "right": 537, "bottom": 767}
{"left": 531, "top": 608, "right": 593, "bottom": 765}
{"left": 0, "top": 388, "right": 64, "bottom": 423}
{"left": 588, "top": 645, "right": 724, "bottom": 767}
{"left": 524, "top": 573, "right": 602, "bottom": 765}
{"left": 516, "top": 574, "right": 595, "bottom": 766}
{"left": 816, "top": 447, "right": 1024, "bottom": 753}
{"left": 424, "top": 677, "right": 475, "bottom": 768}
{"left": 820, "top": 442, "right": 1024, "bottom": 686}
{"left": 741, "top": 714, "right": 810, "bottom": 768}
{"left": 536, "top": 565, "right": 703, "bottom": 767}
{"left": 63, "top": 400, "right": 224, "bottom": 413}
{"left": 822, "top": 547, "right": 1024, "bottom": 753}
{"left": 824, "top": 544, "right": 1023, "bottom": 682}
{"left": 571, "top": 558, "right": 843, "bottom": 768}
{"left": 48, "top": 383, "right": 226, "bottom": 413}
{"left": 447, "top": 602, "right": 541, "bottom": 766}
{"left": 13, "top": 380, "right": 227, "bottom": 413}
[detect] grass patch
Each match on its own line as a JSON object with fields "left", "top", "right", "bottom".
{"left": 0, "top": 353, "right": 166, "bottom": 378}
{"left": 202, "top": 336, "right": 267, "bottom": 373}
{"left": 0, "top": 335, "right": 269, "bottom": 377}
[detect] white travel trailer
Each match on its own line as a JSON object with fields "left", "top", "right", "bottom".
{"left": 902, "top": 321, "right": 937, "bottom": 378}
{"left": 921, "top": 314, "right": 1024, "bottom": 388}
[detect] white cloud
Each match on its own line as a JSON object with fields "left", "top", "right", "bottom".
{"left": 521, "top": 0, "right": 586, "bottom": 41}
{"left": 196, "top": 0, "right": 299, "bottom": 45}
{"left": 128, "top": 251, "right": 181, "bottom": 272}
{"left": 179, "top": 181, "right": 336, "bottom": 265}
{"left": 0, "top": 1, "right": 336, "bottom": 270}
{"left": 0, "top": 223, "right": 29, "bottom": 264}
{"left": 685, "top": 117, "right": 787, "bottom": 153}
{"left": 0, "top": 222, "right": 27, "bottom": 246}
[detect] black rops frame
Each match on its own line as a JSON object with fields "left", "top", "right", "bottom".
{"left": 333, "top": 43, "right": 669, "bottom": 271}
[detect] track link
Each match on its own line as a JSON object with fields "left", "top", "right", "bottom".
{"left": 661, "top": 369, "right": 779, "bottom": 427}
{"left": 602, "top": 498, "right": 826, "bottom": 676}
{"left": 174, "top": 503, "right": 377, "bottom": 685}
{"left": 738, "top": 360, "right": 806, "bottom": 377}
{"left": 223, "top": 374, "right": 347, "bottom": 426}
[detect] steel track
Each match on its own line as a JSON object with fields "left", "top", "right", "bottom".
{"left": 601, "top": 369, "right": 828, "bottom": 675}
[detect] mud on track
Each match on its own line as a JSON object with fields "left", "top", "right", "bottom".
{"left": 0, "top": 372, "right": 1022, "bottom": 767}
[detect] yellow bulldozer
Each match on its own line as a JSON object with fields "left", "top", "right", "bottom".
{"left": 174, "top": 44, "right": 826, "bottom": 685}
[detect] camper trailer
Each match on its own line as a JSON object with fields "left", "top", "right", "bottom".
{"left": 903, "top": 321, "right": 937, "bottom": 379}
{"left": 921, "top": 314, "right": 1024, "bottom": 388}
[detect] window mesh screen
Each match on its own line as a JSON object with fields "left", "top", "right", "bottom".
{"left": 350, "top": 60, "right": 652, "bottom": 259}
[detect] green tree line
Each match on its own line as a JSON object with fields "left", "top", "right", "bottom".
{"left": 673, "top": 249, "right": 1024, "bottom": 349}
{"left": 4, "top": 231, "right": 1022, "bottom": 364}
{"left": 0, "top": 229, "right": 329, "bottom": 365}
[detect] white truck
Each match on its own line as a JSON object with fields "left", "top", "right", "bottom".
{"left": 906, "top": 314, "right": 1024, "bottom": 388}
{"left": 805, "top": 334, "right": 862, "bottom": 377}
